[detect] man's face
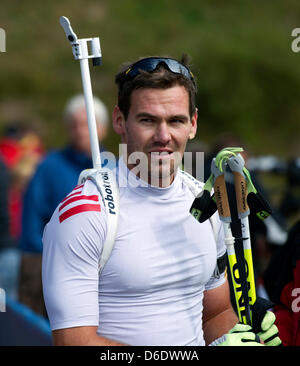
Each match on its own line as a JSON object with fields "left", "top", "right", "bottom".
{"left": 113, "top": 85, "right": 197, "bottom": 186}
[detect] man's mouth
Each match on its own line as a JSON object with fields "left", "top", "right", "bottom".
{"left": 148, "top": 150, "right": 174, "bottom": 160}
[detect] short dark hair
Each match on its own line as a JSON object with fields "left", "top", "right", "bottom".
{"left": 115, "top": 55, "right": 197, "bottom": 120}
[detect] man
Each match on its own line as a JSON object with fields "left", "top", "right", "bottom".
{"left": 19, "top": 94, "right": 109, "bottom": 316}
{"left": 42, "top": 57, "right": 280, "bottom": 346}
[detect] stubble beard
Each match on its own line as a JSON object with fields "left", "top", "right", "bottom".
{"left": 148, "top": 152, "right": 181, "bottom": 187}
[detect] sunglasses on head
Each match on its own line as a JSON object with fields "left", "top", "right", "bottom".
{"left": 123, "top": 57, "right": 195, "bottom": 86}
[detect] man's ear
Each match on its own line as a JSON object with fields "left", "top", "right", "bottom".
{"left": 189, "top": 108, "right": 198, "bottom": 140}
{"left": 112, "top": 105, "right": 126, "bottom": 137}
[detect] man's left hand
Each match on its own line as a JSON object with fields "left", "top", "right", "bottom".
{"left": 257, "top": 311, "right": 282, "bottom": 346}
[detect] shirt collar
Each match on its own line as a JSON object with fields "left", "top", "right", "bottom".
{"left": 117, "top": 156, "right": 183, "bottom": 198}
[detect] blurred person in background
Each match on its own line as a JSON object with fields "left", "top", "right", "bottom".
{"left": 0, "top": 124, "right": 45, "bottom": 243}
{"left": 8, "top": 126, "right": 45, "bottom": 244}
{"left": 0, "top": 156, "right": 18, "bottom": 299}
{"left": 263, "top": 219, "right": 300, "bottom": 345}
{"left": 0, "top": 125, "right": 24, "bottom": 170}
{"left": 18, "top": 94, "right": 110, "bottom": 316}
{"left": 0, "top": 124, "right": 44, "bottom": 300}
{"left": 279, "top": 157, "right": 300, "bottom": 226}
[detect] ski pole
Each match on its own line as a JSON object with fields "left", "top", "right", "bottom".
{"left": 227, "top": 154, "right": 256, "bottom": 324}
{"left": 59, "top": 17, "right": 120, "bottom": 273}
{"left": 211, "top": 155, "right": 252, "bottom": 325}
{"left": 60, "top": 16, "right": 102, "bottom": 170}
{"left": 190, "top": 147, "right": 273, "bottom": 325}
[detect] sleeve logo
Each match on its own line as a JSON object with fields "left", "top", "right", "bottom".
{"left": 58, "top": 184, "right": 101, "bottom": 223}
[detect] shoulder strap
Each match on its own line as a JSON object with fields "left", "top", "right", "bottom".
{"left": 78, "top": 168, "right": 120, "bottom": 275}
{"left": 179, "top": 169, "right": 205, "bottom": 197}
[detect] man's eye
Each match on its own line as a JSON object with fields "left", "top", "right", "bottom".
{"left": 170, "top": 119, "right": 184, "bottom": 124}
{"left": 140, "top": 118, "right": 153, "bottom": 123}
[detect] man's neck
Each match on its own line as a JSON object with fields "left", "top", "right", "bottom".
{"left": 126, "top": 162, "right": 175, "bottom": 188}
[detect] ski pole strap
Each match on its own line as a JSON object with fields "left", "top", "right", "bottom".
{"left": 189, "top": 173, "right": 218, "bottom": 222}
{"left": 190, "top": 153, "right": 272, "bottom": 223}
{"left": 190, "top": 191, "right": 217, "bottom": 223}
{"left": 214, "top": 147, "right": 243, "bottom": 172}
{"left": 242, "top": 167, "right": 273, "bottom": 220}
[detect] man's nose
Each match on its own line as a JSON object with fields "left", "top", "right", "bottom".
{"left": 154, "top": 122, "right": 171, "bottom": 144}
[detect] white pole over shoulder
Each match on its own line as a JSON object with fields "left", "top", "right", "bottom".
{"left": 60, "top": 16, "right": 102, "bottom": 169}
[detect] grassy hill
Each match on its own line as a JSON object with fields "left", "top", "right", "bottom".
{"left": 1, "top": 0, "right": 300, "bottom": 158}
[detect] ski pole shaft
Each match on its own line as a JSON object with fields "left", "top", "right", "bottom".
{"left": 79, "top": 57, "right": 102, "bottom": 169}
{"left": 222, "top": 222, "right": 243, "bottom": 322}
{"left": 228, "top": 154, "right": 257, "bottom": 323}
{"left": 240, "top": 216, "right": 256, "bottom": 307}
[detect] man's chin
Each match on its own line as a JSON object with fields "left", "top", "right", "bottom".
{"left": 148, "top": 164, "right": 177, "bottom": 186}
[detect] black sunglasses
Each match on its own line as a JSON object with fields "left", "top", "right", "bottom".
{"left": 123, "top": 57, "right": 195, "bottom": 86}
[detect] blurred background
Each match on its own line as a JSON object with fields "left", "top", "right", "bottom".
{"left": 0, "top": 0, "right": 299, "bottom": 346}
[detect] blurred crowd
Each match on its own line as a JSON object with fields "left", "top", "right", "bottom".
{"left": 0, "top": 94, "right": 110, "bottom": 316}
{"left": 0, "top": 102, "right": 299, "bottom": 345}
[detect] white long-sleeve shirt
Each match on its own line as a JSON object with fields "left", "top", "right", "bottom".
{"left": 42, "top": 158, "right": 226, "bottom": 346}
